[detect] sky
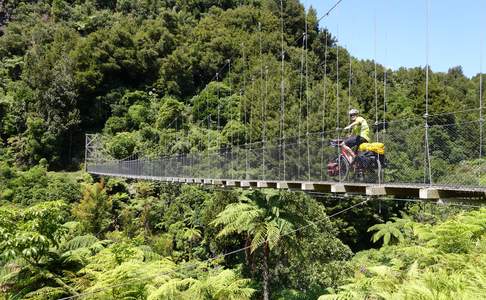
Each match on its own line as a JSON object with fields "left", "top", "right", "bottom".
{"left": 305, "top": 0, "right": 485, "bottom": 78}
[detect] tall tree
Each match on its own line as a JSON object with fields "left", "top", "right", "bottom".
{"left": 211, "top": 189, "right": 296, "bottom": 300}
{"left": 72, "top": 181, "right": 112, "bottom": 237}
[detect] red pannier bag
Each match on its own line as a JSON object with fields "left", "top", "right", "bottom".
{"left": 327, "top": 162, "right": 339, "bottom": 176}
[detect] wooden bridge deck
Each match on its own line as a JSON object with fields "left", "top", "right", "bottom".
{"left": 89, "top": 171, "right": 486, "bottom": 201}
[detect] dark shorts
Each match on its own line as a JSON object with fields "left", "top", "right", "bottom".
{"left": 344, "top": 135, "right": 367, "bottom": 149}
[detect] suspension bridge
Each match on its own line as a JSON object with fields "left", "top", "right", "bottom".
{"left": 85, "top": 0, "right": 486, "bottom": 202}
{"left": 86, "top": 109, "right": 486, "bottom": 201}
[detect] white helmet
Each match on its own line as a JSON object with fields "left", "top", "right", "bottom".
{"left": 348, "top": 108, "right": 359, "bottom": 116}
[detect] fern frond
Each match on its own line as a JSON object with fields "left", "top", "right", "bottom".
{"left": 251, "top": 227, "right": 267, "bottom": 252}
{"left": 266, "top": 221, "right": 281, "bottom": 250}
{"left": 61, "top": 234, "right": 99, "bottom": 251}
{"left": 23, "top": 286, "right": 67, "bottom": 299}
{"left": 138, "top": 245, "right": 162, "bottom": 262}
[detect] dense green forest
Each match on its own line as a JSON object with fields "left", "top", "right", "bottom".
{"left": 0, "top": 0, "right": 482, "bottom": 168}
{"left": 0, "top": 0, "right": 485, "bottom": 299}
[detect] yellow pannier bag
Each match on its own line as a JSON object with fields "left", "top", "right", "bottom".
{"left": 358, "top": 142, "right": 385, "bottom": 155}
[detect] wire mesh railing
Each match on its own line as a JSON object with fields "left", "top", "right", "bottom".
{"left": 87, "top": 114, "right": 486, "bottom": 188}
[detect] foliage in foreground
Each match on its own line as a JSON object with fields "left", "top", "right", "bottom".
{"left": 320, "top": 208, "right": 486, "bottom": 299}
{"left": 211, "top": 189, "right": 353, "bottom": 300}
{"left": 0, "top": 164, "right": 355, "bottom": 299}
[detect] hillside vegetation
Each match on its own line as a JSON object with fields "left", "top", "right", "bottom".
{"left": 0, "top": 0, "right": 481, "bottom": 169}
{"left": 0, "top": 1, "right": 485, "bottom": 299}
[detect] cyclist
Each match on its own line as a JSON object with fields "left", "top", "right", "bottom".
{"left": 343, "top": 108, "right": 370, "bottom": 149}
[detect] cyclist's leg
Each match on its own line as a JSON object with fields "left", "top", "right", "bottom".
{"left": 355, "top": 136, "right": 368, "bottom": 149}
{"left": 344, "top": 136, "right": 359, "bottom": 148}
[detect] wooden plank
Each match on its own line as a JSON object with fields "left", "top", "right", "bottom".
{"left": 419, "top": 188, "right": 440, "bottom": 199}
{"left": 366, "top": 186, "right": 387, "bottom": 196}
{"left": 241, "top": 181, "right": 257, "bottom": 188}
{"left": 301, "top": 183, "right": 314, "bottom": 190}
{"left": 225, "top": 180, "right": 237, "bottom": 187}
{"left": 382, "top": 187, "right": 420, "bottom": 198}
{"left": 213, "top": 179, "right": 224, "bottom": 186}
{"left": 331, "top": 184, "right": 346, "bottom": 193}
{"left": 86, "top": 170, "right": 486, "bottom": 201}
{"left": 240, "top": 181, "right": 251, "bottom": 188}
{"left": 257, "top": 181, "right": 270, "bottom": 188}
{"left": 257, "top": 181, "right": 277, "bottom": 188}
{"left": 302, "top": 182, "right": 332, "bottom": 192}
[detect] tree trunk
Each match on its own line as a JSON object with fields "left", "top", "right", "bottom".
{"left": 262, "top": 242, "right": 270, "bottom": 300}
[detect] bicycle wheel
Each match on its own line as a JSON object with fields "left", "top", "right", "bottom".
{"left": 337, "top": 155, "right": 350, "bottom": 181}
{"left": 365, "top": 157, "right": 384, "bottom": 183}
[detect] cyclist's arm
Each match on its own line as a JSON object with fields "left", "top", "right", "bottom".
{"left": 344, "top": 120, "right": 359, "bottom": 130}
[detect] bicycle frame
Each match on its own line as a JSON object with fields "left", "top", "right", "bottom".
{"left": 338, "top": 142, "right": 356, "bottom": 165}
{"left": 329, "top": 139, "right": 384, "bottom": 183}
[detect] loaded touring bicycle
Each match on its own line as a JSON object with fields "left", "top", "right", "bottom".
{"left": 328, "top": 139, "right": 386, "bottom": 183}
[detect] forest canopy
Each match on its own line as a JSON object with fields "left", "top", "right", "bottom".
{"left": 0, "top": 1, "right": 484, "bottom": 299}
{"left": 0, "top": 0, "right": 481, "bottom": 170}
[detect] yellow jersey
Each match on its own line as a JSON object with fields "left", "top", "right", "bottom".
{"left": 351, "top": 116, "right": 370, "bottom": 141}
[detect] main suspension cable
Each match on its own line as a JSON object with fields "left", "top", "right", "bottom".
{"left": 316, "top": 0, "right": 345, "bottom": 23}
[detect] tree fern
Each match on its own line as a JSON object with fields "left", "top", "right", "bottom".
{"left": 61, "top": 234, "right": 100, "bottom": 251}
{"left": 204, "top": 269, "right": 255, "bottom": 300}
{"left": 368, "top": 221, "right": 404, "bottom": 246}
{"left": 23, "top": 286, "right": 67, "bottom": 299}
{"left": 138, "top": 245, "right": 162, "bottom": 262}
{"left": 322, "top": 208, "right": 486, "bottom": 299}
{"left": 211, "top": 189, "right": 299, "bottom": 300}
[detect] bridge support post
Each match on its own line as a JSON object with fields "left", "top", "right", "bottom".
{"left": 419, "top": 188, "right": 440, "bottom": 199}
{"left": 213, "top": 179, "right": 224, "bottom": 186}
{"left": 366, "top": 186, "right": 387, "bottom": 196}
{"left": 257, "top": 182, "right": 277, "bottom": 188}
{"left": 240, "top": 181, "right": 251, "bottom": 188}
{"left": 331, "top": 184, "right": 346, "bottom": 193}
{"left": 301, "top": 183, "right": 332, "bottom": 192}
{"left": 241, "top": 181, "right": 257, "bottom": 188}
{"left": 225, "top": 180, "right": 237, "bottom": 187}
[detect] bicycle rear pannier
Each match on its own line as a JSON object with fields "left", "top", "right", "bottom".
{"left": 358, "top": 142, "right": 385, "bottom": 155}
{"left": 327, "top": 162, "right": 339, "bottom": 176}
